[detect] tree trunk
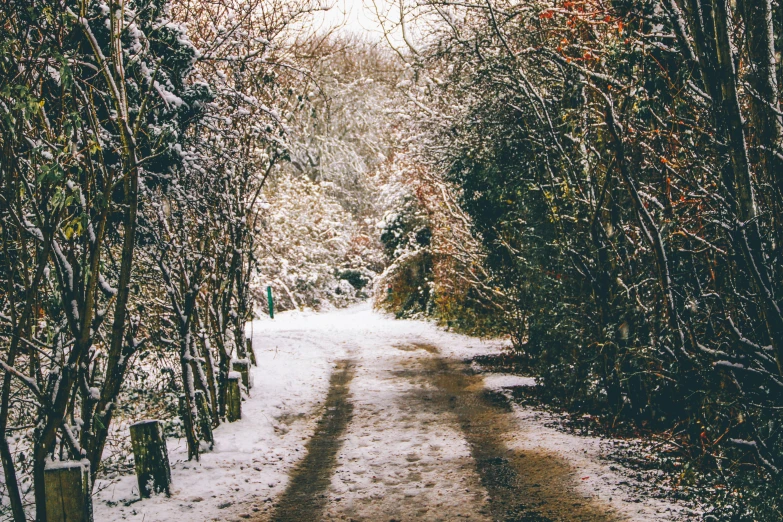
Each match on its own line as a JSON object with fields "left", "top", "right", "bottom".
{"left": 0, "top": 211, "right": 51, "bottom": 521}
{"left": 741, "top": 0, "right": 783, "bottom": 251}
{"left": 710, "top": 0, "right": 783, "bottom": 374}
{"left": 195, "top": 390, "right": 214, "bottom": 448}
{"left": 179, "top": 330, "right": 199, "bottom": 461}
{"left": 196, "top": 312, "right": 220, "bottom": 426}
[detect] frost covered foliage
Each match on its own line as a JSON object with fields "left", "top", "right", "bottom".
{"left": 254, "top": 35, "right": 402, "bottom": 311}
{"left": 0, "top": 0, "right": 209, "bottom": 516}
{"left": 374, "top": 160, "right": 432, "bottom": 317}
{"left": 374, "top": 155, "right": 434, "bottom": 317}
{"left": 386, "top": 0, "right": 783, "bottom": 517}
{"left": 375, "top": 158, "right": 509, "bottom": 336}
{"left": 254, "top": 172, "right": 376, "bottom": 310}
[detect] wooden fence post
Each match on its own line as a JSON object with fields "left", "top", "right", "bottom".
{"left": 232, "top": 359, "right": 251, "bottom": 390}
{"left": 227, "top": 373, "right": 242, "bottom": 422}
{"left": 246, "top": 335, "right": 257, "bottom": 366}
{"left": 130, "top": 420, "right": 172, "bottom": 497}
{"left": 44, "top": 461, "right": 93, "bottom": 522}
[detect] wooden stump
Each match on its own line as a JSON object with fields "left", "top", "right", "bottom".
{"left": 227, "top": 373, "right": 242, "bottom": 422}
{"left": 232, "top": 358, "right": 251, "bottom": 390}
{"left": 130, "top": 420, "right": 172, "bottom": 497}
{"left": 44, "top": 461, "right": 93, "bottom": 522}
{"left": 246, "top": 336, "right": 257, "bottom": 366}
{"left": 195, "top": 390, "right": 214, "bottom": 447}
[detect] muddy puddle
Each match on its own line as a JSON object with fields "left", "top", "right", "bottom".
{"left": 411, "top": 352, "right": 621, "bottom": 522}
{"left": 269, "top": 360, "right": 355, "bottom": 522}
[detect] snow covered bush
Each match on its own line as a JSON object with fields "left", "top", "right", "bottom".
{"left": 253, "top": 35, "right": 402, "bottom": 312}
{"left": 254, "top": 172, "right": 375, "bottom": 310}
{"left": 0, "top": 0, "right": 213, "bottom": 515}
{"left": 374, "top": 157, "right": 508, "bottom": 336}
{"left": 0, "top": 0, "right": 334, "bottom": 517}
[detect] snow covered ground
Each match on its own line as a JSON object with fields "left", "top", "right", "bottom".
{"left": 94, "top": 303, "right": 693, "bottom": 521}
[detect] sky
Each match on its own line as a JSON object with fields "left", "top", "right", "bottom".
{"left": 312, "top": 0, "right": 407, "bottom": 46}
{"left": 317, "top": 0, "right": 385, "bottom": 34}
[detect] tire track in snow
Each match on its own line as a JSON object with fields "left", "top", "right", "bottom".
{"left": 322, "top": 345, "right": 491, "bottom": 521}
{"left": 417, "top": 354, "right": 621, "bottom": 522}
{"left": 269, "top": 360, "right": 355, "bottom": 522}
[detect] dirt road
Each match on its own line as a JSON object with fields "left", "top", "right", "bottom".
{"left": 94, "top": 305, "right": 687, "bottom": 522}
{"left": 264, "top": 343, "right": 624, "bottom": 522}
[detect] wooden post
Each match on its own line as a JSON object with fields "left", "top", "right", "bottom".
{"left": 44, "top": 461, "right": 93, "bottom": 522}
{"left": 195, "top": 390, "right": 213, "bottom": 448}
{"left": 246, "top": 336, "right": 257, "bottom": 366}
{"left": 130, "top": 420, "right": 172, "bottom": 497}
{"left": 227, "top": 373, "right": 242, "bottom": 422}
{"left": 236, "top": 333, "right": 247, "bottom": 359}
{"left": 232, "top": 358, "right": 251, "bottom": 390}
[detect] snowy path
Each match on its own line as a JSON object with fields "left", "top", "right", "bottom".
{"left": 95, "top": 304, "right": 691, "bottom": 521}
